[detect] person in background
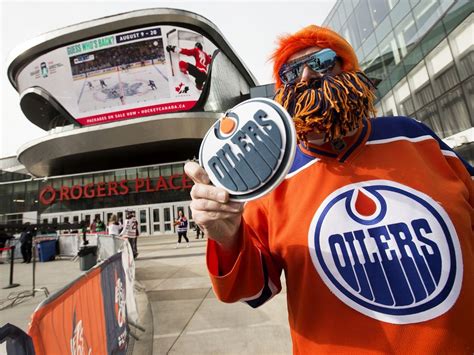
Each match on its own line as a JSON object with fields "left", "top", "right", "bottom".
{"left": 107, "top": 214, "right": 121, "bottom": 237}
{"left": 0, "top": 227, "right": 14, "bottom": 264}
{"left": 80, "top": 220, "right": 89, "bottom": 245}
{"left": 194, "top": 223, "right": 204, "bottom": 239}
{"left": 95, "top": 218, "right": 105, "bottom": 233}
{"left": 120, "top": 211, "right": 138, "bottom": 258}
{"left": 89, "top": 217, "right": 97, "bottom": 233}
{"left": 174, "top": 210, "right": 189, "bottom": 248}
{"left": 19, "top": 225, "right": 33, "bottom": 263}
{"left": 184, "top": 25, "right": 473, "bottom": 354}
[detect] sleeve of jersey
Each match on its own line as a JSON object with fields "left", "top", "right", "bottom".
{"left": 417, "top": 121, "right": 474, "bottom": 207}
{"left": 206, "top": 200, "right": 282, "bottom": 308}
{"left": 179, "top": 48, "right": 194, "bottom": 56}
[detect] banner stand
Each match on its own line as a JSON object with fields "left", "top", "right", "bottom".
{"left": 0, "top": 242, "right": 48, "bottom": 310}
{"left": 2, "top": 246, "right": 20, "bottom": 289}
{"left": 32, "top": 239, "right": 50, "bottom": 298}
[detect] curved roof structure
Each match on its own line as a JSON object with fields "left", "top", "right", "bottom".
{"left": 7, "top": 8, "right": 258, "bottom": 177}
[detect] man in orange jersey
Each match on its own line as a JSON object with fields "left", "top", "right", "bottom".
{"left": 185, "top": 25, "right": 473, "bottom": 353}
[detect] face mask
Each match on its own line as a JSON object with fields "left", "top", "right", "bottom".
{"left": 274, "top": 71, "right": 376, "bottom": 145}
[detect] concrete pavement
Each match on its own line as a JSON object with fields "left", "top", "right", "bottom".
{"left": 134, "top": 235, "right": 292, "bottom": 354}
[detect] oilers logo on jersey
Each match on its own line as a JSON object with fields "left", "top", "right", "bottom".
{"left": 308, "top": 180, "right": 463, "bottom": 324}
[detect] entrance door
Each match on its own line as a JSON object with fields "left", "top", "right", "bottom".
{"left": 138, "top": 208, "right": 149, "bottom": 236}
{"left": 151, "top": 207, "right": 161, "bottom": 235}
{"left": 162, "top": 205, "right": 174, "bottom": 234}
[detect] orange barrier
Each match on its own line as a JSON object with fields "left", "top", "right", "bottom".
{"left": 28, "top": 252, "right": 129, "bottom": 354}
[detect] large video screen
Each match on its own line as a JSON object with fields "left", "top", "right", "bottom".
{"left": 17, "top": 26, "right": 218, "bottom": 126}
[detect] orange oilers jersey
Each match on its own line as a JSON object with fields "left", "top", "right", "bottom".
{"left": 207, "top": 117, "right": 474, "bottom": 354}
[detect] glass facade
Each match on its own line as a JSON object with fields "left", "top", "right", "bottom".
{"left": 0, "top": 161, "right": 192, "bottom": 218}
{"left": 323, "top": 0, "right": 473, "bottom": 164}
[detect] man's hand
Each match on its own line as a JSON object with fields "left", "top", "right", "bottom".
{"left": 184, "top": 162, "right": 243, "bottom": 250}
{"left": 166, "top": 45, "right": 176, "bottom": 53}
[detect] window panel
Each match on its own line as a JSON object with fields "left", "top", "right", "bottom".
{"left": 414, "top": 83, "right": 435, "bottom": 109}
{"left": 388, "top": 64, "right": 406, "bottom": 89}
{"left": 462, "top": 77, "right": 474, "bottom": 121}
{"left": 433, "top": 66, "right": 460, "bottom": 97}
{"left": 103, "top": 172, "right": 115, "bottom": 182}
{"left": 395, "top": 14, "right": 418, "bottom": 59}
{"left": 172, "top": 164, "right": 184, "bottom": 174}
{"left": 376, "top": 78, "right": 393, "bottom": 99}
{"left": 368, "top": 0, "right": 391, "bottom": 27}
{"left": 328, "top": 7, "right": 342, "bottom": 31}
{"left": 438, "top": 87, "right": 471, "bottom": 137}
{"left": 408, "top": 62, "right": 430, "bottom": 90}
{"left": 115, "top": 170, "right": 126, "bottom": 181}
{"left": 428, "top": 43, "right": 453, "bottom": 75}
{"left": 413, "top": 0, "right": 442, "bottom": 39}
{"left": 448, "top": 16, "right": 474, "bottom": 81}
{"left": 442, "top": 0, "right": 471, "bottom": 34}
{"left": 83, "top": 175, "right": 93, "bottom": 184}
{"left": 415, "top": 103, "right": 444, "bottom": 137}
{"left": 379, "top": 33, "right": 400, "bottom": 78}
{"left": 382, "top": 94, "right": 398, "bottom": 116}
{"left": 126, "top": 168, "right": 137, "bottom": 179}
{"left": 375, "top": 14, "right": 393, "bottom": 43}
{"left": 355, "top": 0, "right": 374, "bottom": 43}
{"left": 137, "top": 167, "right": 148, "bottom": 178}
{"left": 361, "top": 47, "right": 388, "bottom": 85}
{"left": 390, "top": 0, "right": 412, "bottom": 27}
{"left": 403, "top": 46, "right": 424, "bottom": 75}
{"left": 148, "top": 166, "right": 161, "bottom": 178}
{"left": 394, "top": 79, "right": 414, "bottom": 115}
{"left": 362, "top": 33, "right": 377, "bottom": 58}
{"left": 160, "top": 165, "right": 172, "bottom": 177}
{"left": 93, "top": 174, "right": 104, "bottom": 183}
{"left": 346, "top": 15, "right": 362, "bottom": 49}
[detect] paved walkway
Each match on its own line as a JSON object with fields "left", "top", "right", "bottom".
{"left": 0, "top": 235, "right": 292, "bottom": 354}
{"left": 134, "top": 235, "right": 292, "bottom": 354}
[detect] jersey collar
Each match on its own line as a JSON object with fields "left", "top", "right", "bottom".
{"left": 298, "top": 118, "right": 371, "bottom": 162}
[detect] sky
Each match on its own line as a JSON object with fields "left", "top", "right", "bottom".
{"left": 0, "top": 0, "right": 336, "bottom": 159}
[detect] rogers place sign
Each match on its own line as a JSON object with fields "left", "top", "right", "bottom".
{"left": 39, "top": 174, "right": 193, "bottom": 205}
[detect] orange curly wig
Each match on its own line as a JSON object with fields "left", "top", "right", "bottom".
{"left": 271, "top": 25, "right": 360, "bottom": 88}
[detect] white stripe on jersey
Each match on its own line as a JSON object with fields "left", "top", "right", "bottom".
{"left": 366, "top": 135, "right": 434, "bottom": 145}
{"left": 286, "top": 158, "right": 320, "bottom": 179}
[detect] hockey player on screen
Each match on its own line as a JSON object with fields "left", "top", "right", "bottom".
{"left": 166, "top": 42, "right": 211, "bottom": 90}
{"left": 184, "top": 25, "right": 474, "bottom": 354}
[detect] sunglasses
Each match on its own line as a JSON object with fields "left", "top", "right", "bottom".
{"left": 279, "top": 48, "right": 338, "bottom": 85}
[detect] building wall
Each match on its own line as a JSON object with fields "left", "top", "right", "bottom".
{"left": 0, "top": 161, "right": 191, "bottom": 218}
{"left": 322, "top": 0, "right": 473, "bottom": 163}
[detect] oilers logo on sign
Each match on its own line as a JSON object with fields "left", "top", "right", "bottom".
{"left": 200, "top": 98, "right": 296, "bottom": 201}
{"left": 308, "top": 180, "right": 463, "bottom": 324}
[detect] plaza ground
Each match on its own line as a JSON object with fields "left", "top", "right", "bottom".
{"left": 0, "top": 234, "right": 292, "bottom": 354}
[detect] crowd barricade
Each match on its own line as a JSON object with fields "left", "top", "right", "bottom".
{"left": 5, "top": 234, "right": 58, "bottom": 260}
{"left": 96, "top": 234, "right": 138, "bottom": 322}
{"left": 6, "top": 237, "right": 22, "bottom": 260}
{"left": 58, "top": 233, "right": 101, "bottom": 257}
{"left": 27, "top": 241, "right": 136, "bottom": 354}
{"left": 97, "top": 234, "right": 126, "bottom": 261}
{"left": 58, "top": 234, "right": 80, "bottom": 257}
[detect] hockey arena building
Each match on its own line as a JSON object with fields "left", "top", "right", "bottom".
{"left": 1, "top": 8, "right": 257, "bottom": 234}
{"left": 1, "top": 3, "right": 472, "bottom": 236}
